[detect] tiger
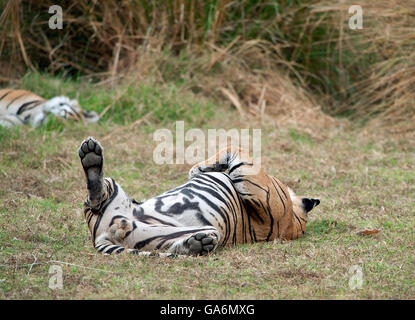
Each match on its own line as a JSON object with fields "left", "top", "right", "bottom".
{"left": 0, "top": 89, "right": 99, "bottom": 128}
{"left": 78, "top": 137, "right": 320, "bottom": 257}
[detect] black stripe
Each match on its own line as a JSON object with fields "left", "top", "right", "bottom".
{"left": 99, "top": 179, "right": 118, "bottom": 214}
{"left": 105, "top": 246, "right": 121, "bottom": 254}
{"left": 134, "top": 228, "right": 215, "bottom": 250}
{"left": 109, "top": 215, "right": 129, "bottom": 226}
{"left": 133, "top": 207, "right": 177, "bottom": 227}
{"left": 195, "top": 212, "right": 213, "bottom": 227}
{"left": 228, "top": 161, "right": 251, "bottom": 175}
{"left": 178, "top": 182, "right": 231, "bottom": 224}
{"left": 184, "top": 184, "right": 231, "bottom": 244}
{"left": 5, "top": 93, "right": 26, "bottom": 109}
{"left": 221, "top": 173, "right": 247, "bottom": 243}
{"left": 155, "top": 227, "right": 216, "bottom": 250}
{"left": 97, "top": 244, "right": 109, "bottom": 252}
{"left": 264, "top": 186, "right": 274, "bottom": 241}
{"left": 243, "top": 199, "right": 264, "bottom": 223}
{"left": 193, "top": 175, "right": 238, "bottom": 222}
{"left": 196, "top": 174, "right": 240, "bottom": 244}
{"left": 273, "top": 177, "right": 288, "bottom": 199}
{"left": 232, "top": 178, "right": 268, "bottom": 193}
{"left": 92, "top": 180, "right": 118, "bottom": 243}
{"left": 183, "top": 185, "right": 229, "bottom": 237}
{"left": 246, "top": 208, "right": 255, "bottom": 243}
{"left": 68, "top": 105, "right": 82, "bottom": 120}
{"left": 271, "top": 179, "right": 286, "bottom": 217}
{"left": 124, "top": 221, "right": 137, "bottom": 238}
{"left": 0, "top": 90, "right": 12, "bottom": 102}
{"left": 92, "top": 214, "right": 103, "bottom": 245}
{"left": 293, "top": 211, "right": 305, "bottom": 233}
{"left": 86, "top": 212, "right": 94, "bottom": 225}
{"left": 16, "top": 100, "right": 43, "bottom": 115}
{"left": 199, "top": 174, "right": 239, "bottom": 215}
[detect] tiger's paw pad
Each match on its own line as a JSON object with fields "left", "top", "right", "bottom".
{"left": 109, "top": 219, "right": 134, "bottom": 243}
{"left": 78, "top": 137, "right": 103, "bottom": 175}
{"left": 186, "top": 232, "right": 218, "bottom": 256}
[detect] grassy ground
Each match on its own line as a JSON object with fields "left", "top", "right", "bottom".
{"left": 0, "top": 76, "right": 414, "bottom": 299}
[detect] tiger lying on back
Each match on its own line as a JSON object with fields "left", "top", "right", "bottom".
{"left": 79, "top": 137, "right": 320, "bottom": 257}
{"left": 0, "top": 89, "right": 99, "bottom": 128}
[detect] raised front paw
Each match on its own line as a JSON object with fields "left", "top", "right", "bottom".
{"left": 78, "top": 137, "right": 104, "bottom": 209}
{"left": 108, "top": 218, "right": 134, "bottom": 244}
{"left": 186, "top": 231, "right": 219, "bottom": 256}
{"left": 78, "top": 137, "right": 103, "bottom": 174}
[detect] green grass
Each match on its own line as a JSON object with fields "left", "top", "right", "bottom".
{"left": 0, "top": 74, "right": 414, "bottom": 299}
{"left": 16, "top": 72, "right": 215, "bottom": 126}
{"left": 3, "top": 1, "right": 414, "bottom": 130}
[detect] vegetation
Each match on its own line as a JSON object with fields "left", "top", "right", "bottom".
{"left": 1, "top": 0, "right": 414, "bottom": 129}
{"left": 0, "top": 1, "right": 414, "bottom": 299}
{"left": 0, "top": 74, "right": 414, "bottom": 299}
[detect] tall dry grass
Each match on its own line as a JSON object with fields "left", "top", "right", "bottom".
{"left": 0, "top": 0, "right": 414, "bottom": 131}
{"left": 298, "top": 1, "right": 415, "bottom": 132}
{"left": 0, "top": 0, "right": 304, "bottom": 75}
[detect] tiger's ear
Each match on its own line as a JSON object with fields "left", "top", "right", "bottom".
{"left": 302, "top": 198, "right": 320, "bottom": 213}
{"left": 82, "top": 110, "right": 100, "bottom": 123}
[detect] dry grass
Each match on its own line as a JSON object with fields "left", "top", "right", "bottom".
{"left": 1, "top": 0, "right": 414, "bottom": 129}
{"left": 304, "top": 0, "right": 415, "bottom": 132}
{"left": 0, "top": 107, "right": 414, "bottom": 299}
{"left": 140, "top": 41, "right": 338, "bottom": 132}
{"left": 0, "top": 1, "right": 414, "bottom": 299}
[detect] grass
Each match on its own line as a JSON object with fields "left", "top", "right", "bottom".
{"left": 16, "top": 73, "right": 215, "bottom": 126}
{"left": 0, "top": 75, "right": 414, "bottom": 299}
{"left": 2, "top": 1, "right": 415, "bottom": 129}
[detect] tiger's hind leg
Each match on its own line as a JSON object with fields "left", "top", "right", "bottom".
{"left": 106, "top": 216, "right": 219, "bottom": 256}
{"left": 78, "top": 137, "right": 106, "bottom": 211}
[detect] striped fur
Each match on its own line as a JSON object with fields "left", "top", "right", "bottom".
{"left": 79, "top": 138, "right": 320, "bottom": 256}
{"left": 0, "top": 89, "right": 99, "bottom": 128}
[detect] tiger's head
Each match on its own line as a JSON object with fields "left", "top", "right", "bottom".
{"left": 287, "top": 187, "right": 320, "bottom": 234}
{"left": 43, "top": 96, "right": 99, "bottom": 123}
